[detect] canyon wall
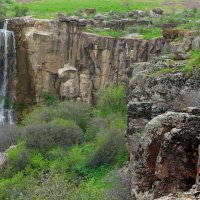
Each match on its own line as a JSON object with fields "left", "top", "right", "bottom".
{"left": 8, "top": 17, "right": 167, "bottom": 106}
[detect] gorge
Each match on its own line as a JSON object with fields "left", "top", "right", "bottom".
{"left": 0, "top": 6, "right": 200, "bottom": 200}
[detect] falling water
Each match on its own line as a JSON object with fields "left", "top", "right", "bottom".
{"left": 0, "top": 20, "right": 17, "bottom": 125}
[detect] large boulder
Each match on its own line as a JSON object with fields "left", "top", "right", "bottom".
{"left": 129, "top": 110, "right": 200, "bottom": 199}
{"left": 58, "top": 63, "right": 79, "bottom": 99}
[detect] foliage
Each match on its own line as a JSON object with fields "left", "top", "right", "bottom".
{"left": 181, "top": 49, "right": 200, "bottom": 75}
{"left": 14, "top": 5, "right": 29, "bottom": 17}
{"left": 0, "top": 0, "right": 6, "bottom": 18}
{"left": 84, "top": 25, "right": 122, "bottom": 38}
{"left": 3, "top": 143, "right": 31, "bottom": 178}
{"left": 0, "top": 85, "right": 128, "bottom": 200}
{"left": 23, "top": 121, "right": 84, "bottom": 150}
{"left": 41, "top": 90, "right": 58, "bottom": 106}
{"left": 0, "top": 125, "right": 21, "bottom": 152}
{"left": 22, "top": 101, "right": 91, "bottom": 131}
{"left": 137, "top": 26, "right": 163, "bottom": 39}
{"left": 150, "top": 67, "right": 179, "bottom": 77}
{"left": 88, "top": 130, "right": 124, "bottom": 168}
{"left": 97, "top": 85, "right": 126, "bottom": 117}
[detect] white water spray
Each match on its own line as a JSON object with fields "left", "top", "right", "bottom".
{"left": 0, "top": 20, "right": 17, "bottom": 125}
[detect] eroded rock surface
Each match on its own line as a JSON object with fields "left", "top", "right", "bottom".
{"left": 127, "top": 58, "right": 200, "bottom": 199}
{"left": 8, "top": 17, "right": 168, "bottom": 106}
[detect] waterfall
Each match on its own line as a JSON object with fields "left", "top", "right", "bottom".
{"left": 0, "top": 20, "right": 17, "bottom": 125}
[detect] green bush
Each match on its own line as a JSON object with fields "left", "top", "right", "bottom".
{"left": 14, "top": 5, "right": 29, "bottom": 17}
{"left": 0, "top": 4, "right": 6, "bottom": 18}
{"left": 23, "top": 101, "right": 91, "bottom": 131}
{"left": 97, "top": 85, "right": 126, "bottom": 117}
{"left": 84, "top": 117, "right": 108, "bottom": 142}
{"left": 3, "top": 144, "right": 31, "bottom": 178}
{"left": 41, "top": 90, "right": 58, "bottom": 106}
{"left": 88, "top": 130, "right": 124, "bottom": 168}
{"left": 23, "top": 122, "right": 84, "bottom": 150}
{"left": 0, "top": 125, "right": 21, "bottom": 152}
{"left": 181, "top": 49, "right": 200, "bottom": 75}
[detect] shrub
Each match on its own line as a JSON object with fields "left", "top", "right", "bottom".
{"left": 41, "top": 90, "right": 58, "bottom": 106}
{"left": 3, "top": 143, "right": 31, "bottom": 178}
{"left": 88, "top": 130, "right": 124, "bottom": 168}
{"left": 181, "top": 49, "right": 200, "bottom": 75}
{"left": 105, "top": 170, "right": 132, "bottom": 200}
{"left": 0, "top": 125, "right": 21, "bottom": 152}
{"left": 85, "top": 117, "right": 108, "bottom": 142}
{"left": 23, "top": 122, "right": 84, "bottom": 150}
{"left": 14, "top": 5, "right": 29, "bottom": 17}
{"left": 97, "top": 85, "right": 126, "bottom": 117}
{"left": 23, "top": 101, "right": 91, "bottom": 131}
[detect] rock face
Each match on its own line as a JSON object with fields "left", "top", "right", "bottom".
{"left": 127, "top": 58, "right": 200, "bottom": 199}
{"left": 8, "top": 17, "right": 200, "bottom": 107}
{"left": 8, "top": 17, "right": 168, "bottom": 106}
{"left": 0, "top": 153, "right": 6, "bottom": 174}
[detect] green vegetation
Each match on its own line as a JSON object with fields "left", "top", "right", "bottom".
{"left": 150, "top": 67, "right": 179, "bottom": 77}
{"left": 0, "top": 85, "right": 129, "bottom": 199}
{"left": 0, "top": 0, "right": 29, "bottom": 18}
{"left": 150, "top": 49, "right": 200, "bottom": 77}
{"left": 137, "top": 26, "right": 163, "bottom": 39}
{"left": 84, "top": 25, "right": 163, "bottom": 39}
{"left": 14, "top": 0, "right": 164, "bottom": 18}
{"left": 84, "top": 25, "right": 122, "bottom": 38}
{"left": 181, "top": 49, "right": 200, "bottom": 75}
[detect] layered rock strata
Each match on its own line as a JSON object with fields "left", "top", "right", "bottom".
{"left": 8, "top": 17, "right": 167, "bottom": 105}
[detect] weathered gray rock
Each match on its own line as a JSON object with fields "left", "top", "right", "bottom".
{"left": 127, "top": 55, "right": 200, "bottom": 199}
{"left": 128, "top": 110, "right": 200, "bottom": 199}
{"left": 94, "top": 13, "right": 105, "bottom": 21}
{"left": 152, "top": 8, "right": 164, "bottom": 15}
{"left": 58, "top": 64, "right": 79, "bottom": 99}
{"left": 85, "top": 8, "right": 96, "bottom": 14}
{"left": 174, "top": 51, "right": 190, "bottom": 60}
{"left": 58, "top": 13, "right": 69, "bottom": 22}
{"left": 0, "top": 153, "right": 6, "bottom": 174}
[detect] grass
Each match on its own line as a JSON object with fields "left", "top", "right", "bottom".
{"left": 150, "top": 67, "right": 179, "bottom": 77}
{"left": 138, "top": 26, "right": 163, "bottom": 39}
{"left": 14, "top": 0, "right": 165, "bottom": 18}
{"left": 150, "top": 49, "right": 200, "bottom": 77}
{"left": 84, "top": 25, "right": 122, "bottom": 38}
{"left": 181, "top": 49, "right": 200, "bottom": 75}
{"left": 84, "top": 25, "right": 163, "bottom": 39}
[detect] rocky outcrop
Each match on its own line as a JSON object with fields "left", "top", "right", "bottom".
{"left": 0, "top": 153, "right": 6, "bottom": 174}
{"left": 8, "top": 17, "right": 168, "bottom": 106}
{"left": 127, "top": 58, "right": 200, "bottom": 199}
{"left": 127, "top": 109, "right": 200, "bottom": 199}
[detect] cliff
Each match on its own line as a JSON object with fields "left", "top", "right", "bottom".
{"left": 8, "top": 17, "right": 167, "bottom": 105}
